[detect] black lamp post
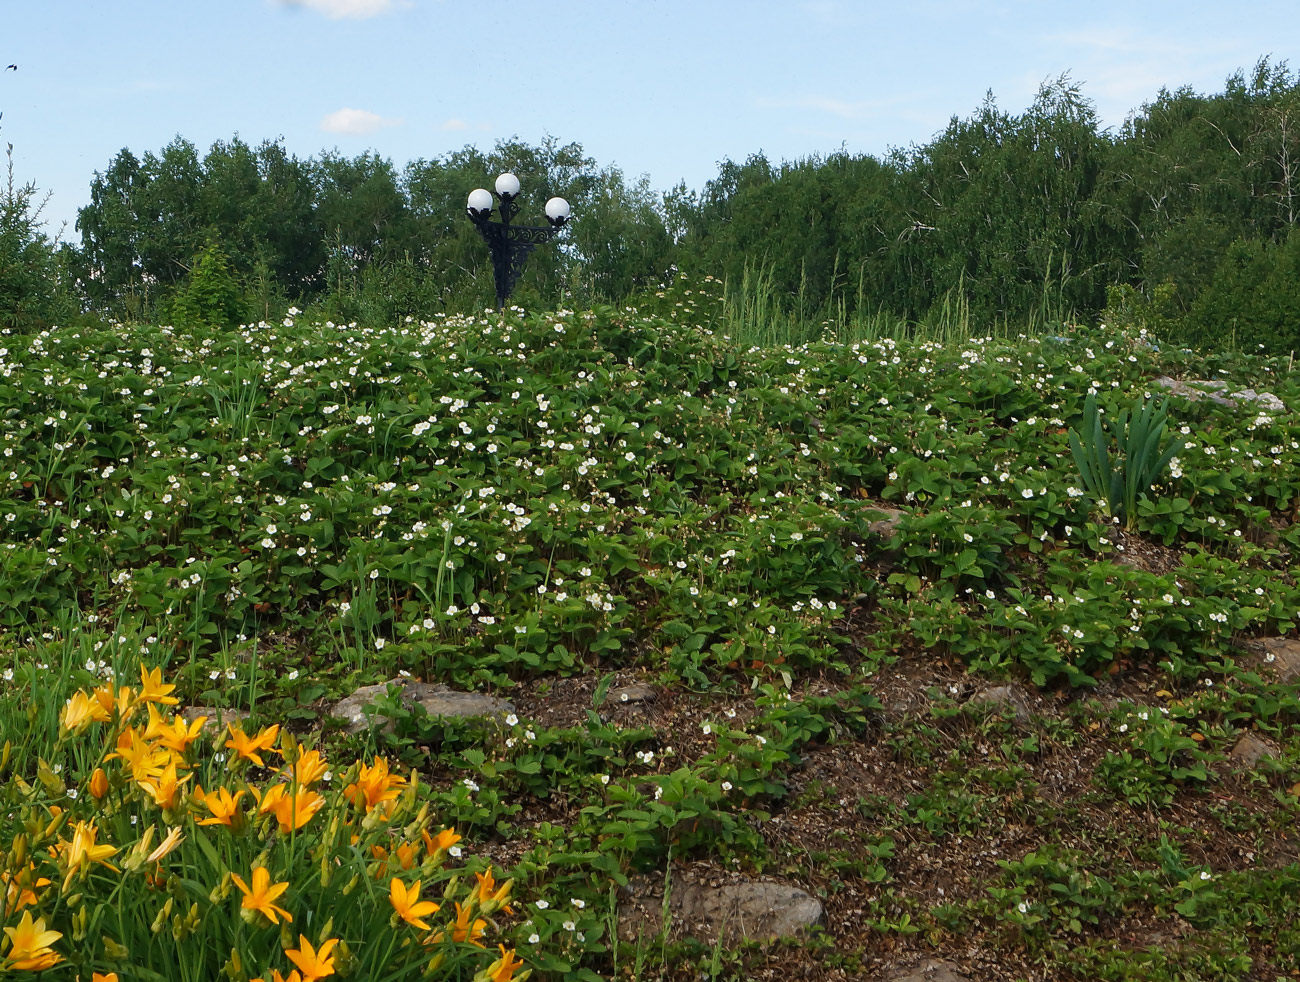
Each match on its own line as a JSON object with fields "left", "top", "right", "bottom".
{"left": 466, "top": 172, "right": 571, "bottom": 310}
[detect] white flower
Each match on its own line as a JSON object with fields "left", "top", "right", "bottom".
{"left": 536, "top": 900, "right": 549, "bottom": 910}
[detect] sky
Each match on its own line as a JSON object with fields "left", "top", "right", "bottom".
{"left": 4, "top": 0, "right": 1300, "bottom": 242}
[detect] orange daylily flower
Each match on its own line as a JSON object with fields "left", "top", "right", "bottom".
{"left": 1, "top": 863, "right": 51, "bottom": 912}
{"left": 285, "top": 934, "right": 338, "bottom": 981}
{"left": 231, "top": 866, "right": 293, "bottom": 925}
{"left": 254, "top": 783, "right": 325, "bottom": 832}
{"left": 344, "top": 756, "right": 405, "bottom": 812}
{"left": 472, "top": 866, "right": 514, "bottom": 914}
{"left": 2, "top": 910, "right": 62, "bottom": 971}
{"left": 225, "top": 723, "right": 281, "bottom": 767}
{"left": 389, "top": 877, "right": 440, "bottom": 931}
{"left": 138, "top": 664, "right": 179, "bottom": 706}
{"left": 92, "top": 973, "right": 120, "bottom": 982}
{"left": 485, "top": 944, "right": 525, "bottom": 982}
{"left": 197, "top": 785, "right": 247, "bottom": 826}
{"left": 422, "top": 827, "right": 461, "bottom": 857}
{"left": 450, "top": 901, "right": 487, "bottom": 946}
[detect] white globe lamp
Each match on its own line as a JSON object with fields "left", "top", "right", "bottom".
{"left": 545, "top": 197, "right": 571, "bottom": 227}
{"left": 495, "top": 172, "right": 521, "bottom": 199}
{"left": 466, "top": 188, "right": 493, "bottom": 218}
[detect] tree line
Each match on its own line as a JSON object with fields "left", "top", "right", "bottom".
{"left": 4, "top": 58, "right": 1300, "bottom": 350}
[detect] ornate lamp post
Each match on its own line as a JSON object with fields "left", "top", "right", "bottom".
{"left": 466, "top": 172, "right": 571, "bottom": 310}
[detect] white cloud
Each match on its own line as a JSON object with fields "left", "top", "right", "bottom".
{"left": 320, "top": 108, "right": 404, "bottom": 135}
{"left": 274, "top": 0, "right": 404, "bottom": 19}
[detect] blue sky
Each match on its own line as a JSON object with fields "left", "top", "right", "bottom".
{"left": 4, "top": 0, "right": 1299, "bottom": 241}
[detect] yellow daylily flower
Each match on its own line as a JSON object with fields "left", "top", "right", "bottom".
{"left": 137, "top": 759, "right": 190, "bottom": 810}
{"left": 472, "top": 866, "right": 514, "bottom": 915}
{"left": 91, "top": 681, "right": 134, "bottom": 720}
{"left": 231, "top": 866, "right": 293, "bottom": 925}
{"left": 197, "top": 785, "right": 247, "bottom": 827}
{"left": 60, "top": 690, "right": 110, "bottom": 733}
{"left": 2, "top": 909, "right": 62, "bottom": 971}
{"left": 145, "top": 703, "right": 207, "bottom": 753}
{"left": 285, "top": 934, "right": 338, "bottom": 982}
{"left": 138, "top": 664, "right": 179, "bottom": 706}
{"left": 107, "top": 728, "right": 169, "bottom": 783}
{"left": 389, "top": 877, "right": 440, "bottom": 931}
{"left": 344, "top": 756, "right": 405, "bottom": 812}
{"left": 484, "top": 944, "right": 526, "bottom": 982}
{"left": 52, "top": 820, "right": 118, "bottom": 889}
{"left": 225, "top": 723, "right": 281, "bottom": 767}
{"left": 1, "top": 863, "right": 51, "bottom": 912}
{"left": 146, "top": 825, "right": 185, "bottom": 863}
{"left": 286, "top": 748, "right": 329, "bottom": 787}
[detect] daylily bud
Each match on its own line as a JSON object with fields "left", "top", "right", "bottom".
{"left": 88, "top": 767, "right": 109, "bottom": 801}
{"left": 102, "top": 935, "right": 129, "bottom": 960}
{"left": 151, "top": 897, "right": 175, "bottom": 933}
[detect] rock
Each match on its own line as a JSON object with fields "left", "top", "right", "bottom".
{"left": 867, "top": 505, "right": 907, "bottom": 539}
{"left": 619, "top": 871, "right": 823, "bottom": 944}
{"left": 330, "top": 679, "right": 513, "bottom": 734}
{"left": 604, "top": 683, "right": 657, "bottom": 706}
{"left": 967, "top": 683, "right": 1032, "bottom": 721}
{"left": 1229, "top": 732, "right": 1280, "bottom": 768}
{"left": 887, "top": 960, "right": 972, "bottom": 982}
{"left": 1236, "top": 636, "right": 1300, "bottom": 683}
{"left": 178, "top": 706, "right": 250, "bottom": 731}
{"left": 1153, "top": 376, "right": 1287, "bottom": 413}
{"left": 402, "top": 682, "right": 513, "bottom": 721}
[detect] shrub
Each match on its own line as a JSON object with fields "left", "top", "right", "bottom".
{"left": 170, "top": 242, "right": 246, "bottom": 330}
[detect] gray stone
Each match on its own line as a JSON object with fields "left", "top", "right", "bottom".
{"left": 619, "top": 871, "right": 823, "bottom": 944}
{"left": 1237, "top": 636, "right": 1300, "bottom": 683}
{"left": 1229, "top": 732, "right": 1280, "bottom": 768}
{"left": 968, "top": 684, "right": 1032, "bottom": 721}
{"left": 604, "top": 683, "right": 657, "bottom": 706}
{"left": 331, "top": 679, "right": 513, "bottom": 734}
{"left": 1153, "top": 376, "right": 1286, "bottom": 413}
{"left": 887, "top": 960, "right": 972, "bottom": 982}
{"left": 867, "top": 505, "right": 907, "bottom": 539}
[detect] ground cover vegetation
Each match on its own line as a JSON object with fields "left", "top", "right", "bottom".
{"left": 1, "top": 270, "right": 1299, "bottom": 979}
{"left": 4, "top": 60, "right": 1300, "bottom": 351}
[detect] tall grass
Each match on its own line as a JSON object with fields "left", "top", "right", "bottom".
{"left": 718, "top": 259, "right": 1076, "bottom": 348}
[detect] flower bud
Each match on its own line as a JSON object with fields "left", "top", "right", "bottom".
{"left": 151, "top": 897, "right": 175, "bottom": 933}
{"left": 88, "top": 767, "right": 109, "bottom": 800}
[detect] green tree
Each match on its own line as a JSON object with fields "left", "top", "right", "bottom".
{"left": 0, "top": 142, "right": 75, "bottom": 331}
{"left": 169, "top": 241, "right": 245, "bottom": 330}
